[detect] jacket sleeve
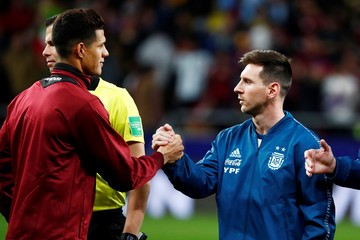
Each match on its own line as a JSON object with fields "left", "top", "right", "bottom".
{"left": 331, "top": 153, "right": 360, "bottom": 189}
{"left": 295, "top": 138, "right": 335, "bottom": 240}
{"left": 0, "top": 118, "right": 13, "bottom": 221}
{"left": 163, "top": 139, "right": 219, "bottom": 199}
{"left": 69, "top": 98, "right": 164, "bottom": 192}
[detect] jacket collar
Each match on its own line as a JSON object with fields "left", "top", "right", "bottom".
{"left": 51, "top": 63, "right": 92, "bottom": 89}
{"left": 88, "top": 76, "right": 100, "bottom": 91}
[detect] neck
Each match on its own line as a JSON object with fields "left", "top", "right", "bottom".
{"left": 59, "top": 57, "right": 84, "bottom": 74}
{"left": 252, "top": 107, "right": 285, "bottom": 135}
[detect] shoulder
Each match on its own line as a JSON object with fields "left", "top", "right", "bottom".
{"left": 291, "top": 118, "right": 318, "bottom": 140}
{"left": 42, "top": 79, "right": 102, "bottom": 113}
{"left": 216, "top": 120, "right": 251, "bottom": 139}
{"left": 93, "top": 79, "right": 140, "bottom": 123}
{"left": 98, "top": 78, "right": 125, "bottom": 92}
{"left": 97, "top": 79, "right": 132, "bottom": 98}
{"left": 284, "top": 115, "right": 320, "bottom": 148}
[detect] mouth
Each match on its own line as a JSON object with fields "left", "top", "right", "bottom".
{"left": 47, "top": 60, "right": 56, "bottom": 67}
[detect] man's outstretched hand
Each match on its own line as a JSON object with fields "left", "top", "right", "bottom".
{"left": 304, "top": 139, "right": 336, "bottom": 177}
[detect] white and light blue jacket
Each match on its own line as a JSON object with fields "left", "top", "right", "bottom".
{"left": 163, "top": 112, "right": 335, "bottom": 240}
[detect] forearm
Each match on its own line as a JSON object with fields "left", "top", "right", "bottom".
{"left": 163, "top": 154, "right": 217, "bottom": 198}
{"left": 72, "top": 106, "right": 163, "bottom": 192}
{"left": 123, "top": 182, "right": 150, "bottom": 234}
{"left": 333, "top": 156, "right": 360, "bottom": 189}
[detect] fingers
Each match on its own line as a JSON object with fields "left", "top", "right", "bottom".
{"left": 304, "top": 149, "right": 314, "bottom": 163}
{"left": 305, "top": 159, "right": 314, "bottom": 177}
{"left": 171, "top": 134, "right": 184, "bottom": 150}
{"left": 304, "top": 149, "right": 309, "bottom": 159}
{"left": 152, "top": 130, "right": 174, "bottom": 142}
{"left": 151, "top": 134, "right": 172, "bottom": 150}
{"left": 305, "top": 170, "right": 313, "bottom": 177}
{"left": 320, "top": 139, "right": 330, "bottom": 153}
{"left": 169, "top": 134, "right": 184, "bottom": 162}
{"left": 304, "top": 140, "right": 336, "bottom": 177}
{"left": 163, "top": 123, "right": 174, "bottom": 132}
{"left": 304, "top": 149, "right": 315, "bottom": 177}
{"left": 151, "top": 124, "right": 176, "bottom": 150}
{"left": 157, "top": 134, "right": 184, "bottom": 164}
{"left": 156, "top": 124, "right": 175, "bottom": 135}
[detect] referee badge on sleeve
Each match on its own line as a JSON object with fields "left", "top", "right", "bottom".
{"left": 128, "top": 116, "right": 143, "bottom": 137}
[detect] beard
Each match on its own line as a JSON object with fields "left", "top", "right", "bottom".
{"left": 241, "top": 99, "right": 268, "bottom": 116}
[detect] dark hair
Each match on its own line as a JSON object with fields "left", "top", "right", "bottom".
{"left": 239, "top": 50, "right": 292, "bottom": 97}
{"left": 52, "top": 8, "right": 105, "bottom": 58}
{"left": 45, "top": 15, "right": 57, "bottom": 27}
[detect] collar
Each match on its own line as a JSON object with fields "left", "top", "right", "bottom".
{"left": 52, "top": 63, "right": 92, "bottom": 88}
{"left": 251, "top": 111, "right": 291, "bottom": 136}
{"left": 89, "top": 76, "right": 100, "bottom": 91}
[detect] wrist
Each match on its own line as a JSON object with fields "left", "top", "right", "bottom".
{"left": 138, "top": 232, "right": 148, "bottom": 240}
{"left": 330, "top": 157, "right": 337, "bottom": 173}
{"left": 120, "top": 233, "right": 138, "bottom": 240}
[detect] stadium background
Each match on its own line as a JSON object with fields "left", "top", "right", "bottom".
{"left": 1, "top": 0, "right": 360, "bottom": 239}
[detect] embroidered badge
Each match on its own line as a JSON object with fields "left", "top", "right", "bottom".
{"left": 268, "top": 152, "right": 285, "bottom": 170}
{"left": 129, "top": 116, "right": 143, "bottom": 137}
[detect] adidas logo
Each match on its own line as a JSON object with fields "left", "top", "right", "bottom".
{"left": 229, "top": 148, "right": 241, "bottom": 158}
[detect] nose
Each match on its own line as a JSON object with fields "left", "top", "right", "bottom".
{"left": 42, "top": 45, "right": 49, "bottom": 57}
{"left": 234, "top": 81, "right": 242, "bottom": 93}
{"left": 103, "top": 46, "right": 109, "bottom": 57}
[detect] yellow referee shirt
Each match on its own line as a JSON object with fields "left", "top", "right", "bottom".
{"left": 90, "top": 78, "right": 144, "bottom": 211}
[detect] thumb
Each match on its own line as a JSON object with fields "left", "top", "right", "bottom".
{"left": 320, "top": 139, "right": 330, "bottom": 153}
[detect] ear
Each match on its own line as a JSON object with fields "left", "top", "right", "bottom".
{"left": 268, "top": 82, "right": 280, "bottom": 99}
{"left": 75, "top": 42, "right": 85, "bottom": 58}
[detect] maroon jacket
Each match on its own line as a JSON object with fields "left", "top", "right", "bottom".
{"left": 0, "top": 63, "right": 164, "bottom": 239}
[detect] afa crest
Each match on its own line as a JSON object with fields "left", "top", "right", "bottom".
{"left": 268, "top": 152, "right": 284, "bottom": 170}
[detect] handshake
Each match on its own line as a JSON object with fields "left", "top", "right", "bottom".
{"left": 152, "top": 124, "right": 184, "bottom": 165}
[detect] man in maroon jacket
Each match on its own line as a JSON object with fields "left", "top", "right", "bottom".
{"left": 0, "top": 8, "right": 183, "bottom": 240}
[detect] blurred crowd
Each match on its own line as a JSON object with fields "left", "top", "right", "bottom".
{"left": 1, "top": 0, "right": 360, "bottom": 136}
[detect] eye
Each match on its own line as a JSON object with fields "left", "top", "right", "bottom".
{"left": 243, "top": 79, "right": 251, "bottom": 84}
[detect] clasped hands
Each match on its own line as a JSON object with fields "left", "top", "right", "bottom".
{"left": 153, "top": 124, "right": 184, "bottom": 164}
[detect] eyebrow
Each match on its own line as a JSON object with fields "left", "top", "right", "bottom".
{"left": 45, "top": 40, "right": 54, "bottom": 45}
{"left": 240, "top": 76, "right": 252, "bottom": 81}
